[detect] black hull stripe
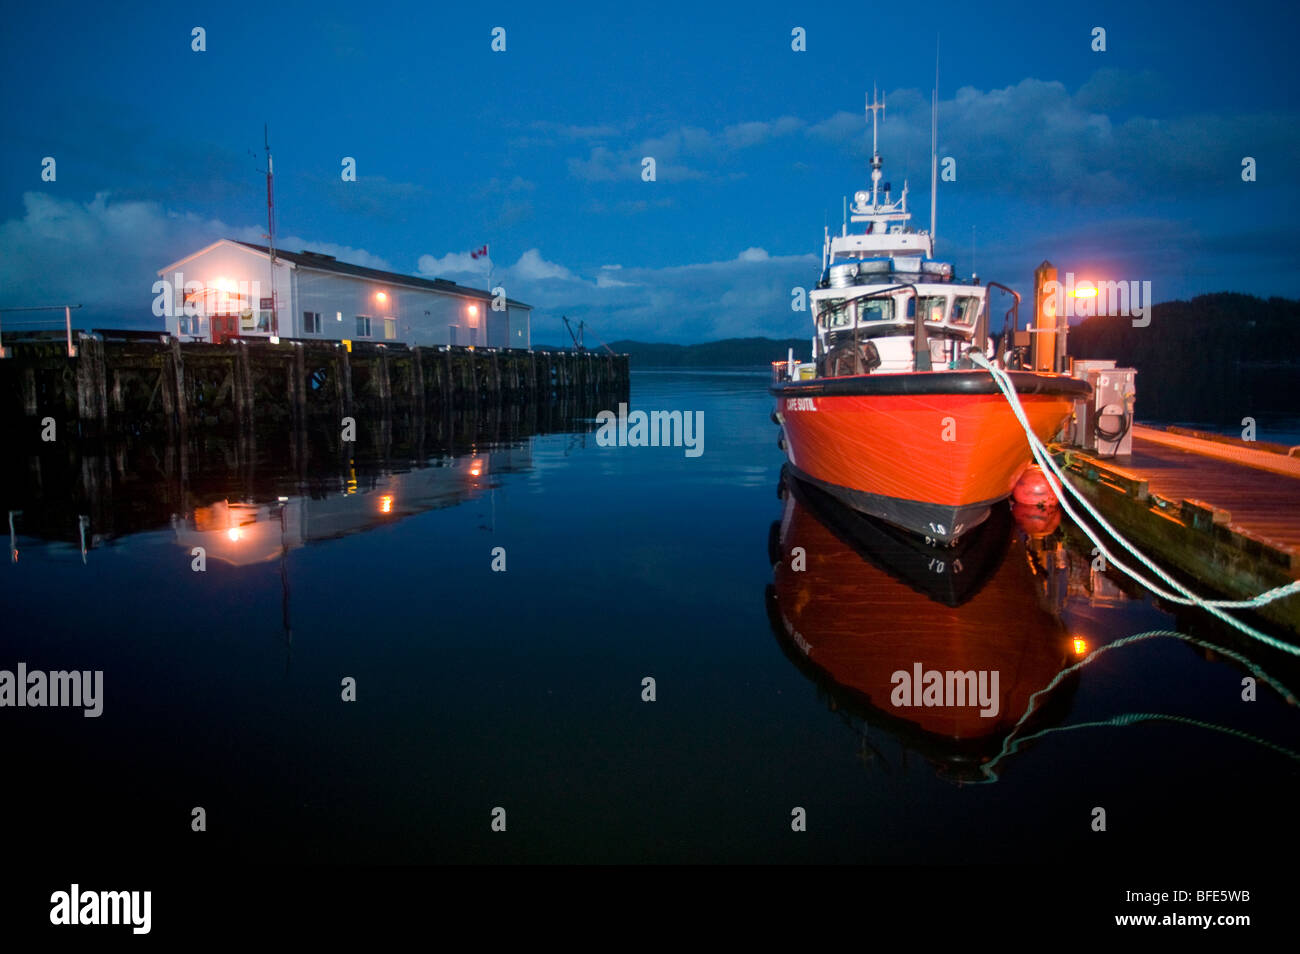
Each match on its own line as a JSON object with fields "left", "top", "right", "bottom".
{"left": 771, "top": 370, "right": 1092, "bottom": 399}
{"left": 787, "top": 464, "right": 1006, "bottom": 545}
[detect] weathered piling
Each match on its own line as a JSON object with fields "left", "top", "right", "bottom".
{"left": 0, "top": 333, "right": 630, "bottom": 444}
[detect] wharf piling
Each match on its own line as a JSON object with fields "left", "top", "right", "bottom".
{"left": 0, "top": 333, "right": 630, "bottom": 441}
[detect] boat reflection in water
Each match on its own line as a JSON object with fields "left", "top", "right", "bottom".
{"left": 766, "top": 466, "right": 1080, "bottom": 782}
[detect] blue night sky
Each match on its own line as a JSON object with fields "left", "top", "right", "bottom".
{"left": 2, "top": 0, "right": 1298, "bottom": 344}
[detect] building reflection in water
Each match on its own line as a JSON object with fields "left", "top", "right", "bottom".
{"left": 171, "top": 450, "right": 505, "bottom": 566}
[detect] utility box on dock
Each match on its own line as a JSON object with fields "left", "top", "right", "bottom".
{"left": 1070, "top": 360, "right": 1137, "bottom": 457}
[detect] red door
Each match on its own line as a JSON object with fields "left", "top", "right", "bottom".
{"left": 212, "top": 316, "right": 237, "bottom": 344}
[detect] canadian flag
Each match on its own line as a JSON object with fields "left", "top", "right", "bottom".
{"left": 470, "top": 244, "right": 489, "bottom": 259}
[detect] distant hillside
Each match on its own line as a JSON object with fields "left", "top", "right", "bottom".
{"left": 605, "top": 336, "right": 809, "bottom": 367}
{"left": 1069, "top": 293, "right": 1300, "bottom": 423}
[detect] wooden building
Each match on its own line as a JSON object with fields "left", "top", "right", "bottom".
{"left": 156, "top": 240, "right": 530, "bottom": 349}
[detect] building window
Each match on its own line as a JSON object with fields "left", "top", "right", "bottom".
{"left": 356, "top": 316, "right": 372, "bottom": 337}
{"left": 242, "top": 311, "right": 272, "bottom": 333}
{"left": 384, "top": 318, "right": 397, "bottom": 340}
{"left": 303, "top": 311, "right": 321, "bottom": 334}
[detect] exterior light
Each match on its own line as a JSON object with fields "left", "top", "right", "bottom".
{"left": 380, "top": 494, "right": 393, "bottom": 514}
{"left": 227, "top": 527, "right": 242, "bottom": 542}
{"left": 1074, "top": 286, "right": 1098, "bottom": 298}
{"left": 376, "top": 291, "right": 388, "bottom": 303}
{"left": 468, "top": 304, "right": 478, "bottom": 317}
{"left": 1072, "top": 637, "right": 1088, "bottom": 656}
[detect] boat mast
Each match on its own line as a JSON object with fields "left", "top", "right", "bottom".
{"left": 930, "top": 42, "right": 938, "bottom": 249}
{"left": 867, "top": 86, "right": 885, "bottom": 210}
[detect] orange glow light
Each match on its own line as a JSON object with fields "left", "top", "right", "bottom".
{"left": 376, "top": 291, "right": 388, "bottom": 303}
{"left": 1072, "top": 637, "right": 1088, "bottom": 655}
{"left": 468, "top": 304, "right": 478, "bottom": 317}
{"left": 380, "top": 494, "right": 394, "bottom": 514}
{"left": 1074, "top": 286, "right": 1098, "bottom": 298}
{"left": 227, "top": 527, "right": 242, "bottom": 542}
{"left": 469, "top": 458, "right": 484, "bottom": 478}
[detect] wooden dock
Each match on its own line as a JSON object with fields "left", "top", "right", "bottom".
{"left": 1055, "top": 424, "right": 1300, "bottom": 634}
{"left": 0, "top": 331, "right": 629, "bottom": 444}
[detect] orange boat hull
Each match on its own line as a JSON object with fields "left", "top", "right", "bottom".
{"left": 772, "top": 370, "right": 1087, "bottom": 543}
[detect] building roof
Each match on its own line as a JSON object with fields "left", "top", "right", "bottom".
{"left": 233, "top": 241, "right": 531, "bottom": 309}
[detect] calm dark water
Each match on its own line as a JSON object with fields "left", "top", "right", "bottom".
{"left": 2, "top": 369, "right": 1298, "bottom": 864}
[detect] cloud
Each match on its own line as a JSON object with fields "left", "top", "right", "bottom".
{"left": 476, "top": 176, "right": 536, "bottom": 196}
{"left": 411, "top": 244, "right": 819, "bottom": 341}
{"left": 416, "top": 249, "right": 489, "bottom": 278}
{"left": 566, "top": 116, "right": 803, "bottom": 183}
{"left": 511, "top": 248, "right": 580, "bottom": 282}
{"left": 317, "top": 174, "right": 432, "bottom": 218}
{"left": 805, "top": 75, "right": 1297, "bottom": 203}
{"left": 0, "top": 192, "right": 389, "bottom": 324}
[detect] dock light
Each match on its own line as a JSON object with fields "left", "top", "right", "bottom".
{"left": 469, "top": 458, "right": 484, "bottom": 478}
{"left": 379, "top": 494, "right": 393, "bottom": 514}
{"left": 1072, "top": 637, "right": 1088, "bottom": 656}
{"left": 227, "top": 527, "right": 242, "bottom": 542}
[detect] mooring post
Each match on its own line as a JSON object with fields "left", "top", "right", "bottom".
{"left": 75, "top": 335, "right": 108, "bottom": 432}
{"left": 21, "top": 367, "right": 37, "bottom": 417}
{"left": 292, "top": 342, "right": 307, "bottom": 431}
{"left": 410, "top": 346, "right": 426, "bottom": 414}
{"left": 339, "top": 344, "right": 353, "bottom": 418}
{"left": 377, "top": 346, "right": 393, "bottom": 418}
{"left": 169, "top": 336, "right": 188, "bottom": 445}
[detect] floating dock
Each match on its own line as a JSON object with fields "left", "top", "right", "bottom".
{"left": 1055, "top": 424, "right": 1300, "bottom": 634}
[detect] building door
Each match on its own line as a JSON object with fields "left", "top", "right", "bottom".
{"left": 448, "top": 324, "right": 459, "bottom": 347}
{"left": 212, "top": 315, "right": 238, "bottom": 344}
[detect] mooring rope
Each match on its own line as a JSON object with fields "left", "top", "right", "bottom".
{"left": 976, "top": 628, "right": 1300, "bottom": 782}
{"left": 971, "top": 353, "right": 1300, "bottom": 654}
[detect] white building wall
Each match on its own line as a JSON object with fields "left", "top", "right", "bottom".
{"left": 507, "top": 305, "right": 531, "bottom": 349}
{"left": 294, "top": 270, "right": 491, "bottom": 346}
{"left": 157, "top": 243, "right": 293, "bottom": 340}
{"left": 158, "top": 240, "right": 532, "bottom": 348}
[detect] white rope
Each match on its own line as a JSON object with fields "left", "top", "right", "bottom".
{"left": 971, "top": 353, "right": 1300, "bottom": 655}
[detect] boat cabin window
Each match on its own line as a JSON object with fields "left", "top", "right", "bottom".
{"left": 856, "top": 297, "right": 894, "bottom": 322}
{"left": 818, "top": 300, "right": 852, "bottom": 329}
{"left": 952, "top": 296, "right": 982, "bottom": 326}
{"left": 908, "top": 296, "right": 948, "bottom": 323}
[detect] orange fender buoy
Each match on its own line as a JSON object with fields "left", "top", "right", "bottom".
{"left": 1012, "top": 465, "right": 1058, "bottom": 510}
{"left": 1011, "top": 500, "right": 1061, "bottom": 537}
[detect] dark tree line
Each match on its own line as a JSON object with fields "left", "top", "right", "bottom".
{"left": 1068, "top": 293, "right": 1300, "bottom": 424}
